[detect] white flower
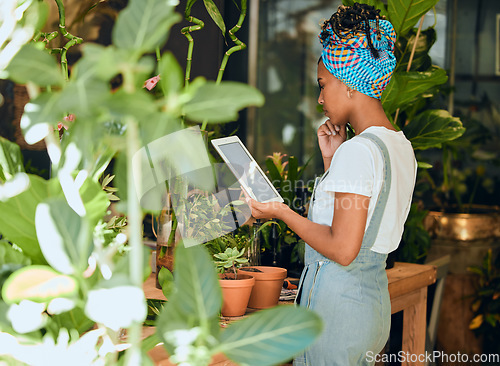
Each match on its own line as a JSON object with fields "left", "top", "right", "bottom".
{"left": 164, "top": 327, "right": 212, "bottom": 366}
{"left": 7, "top": 300, "right": 47, "bottom": 334}
{"left": 85, "top": 286, "right": 146, "bottom": 331}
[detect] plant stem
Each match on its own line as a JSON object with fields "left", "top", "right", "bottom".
{"left": 393, "top": 14, "right": 425, "bottom": 128}
{"left": 215, "top": 0, "right": 247, "bottom": 84}
{"left": 467, "top": 175, "right": 480, "bottom": 213}
{"left": 167, "top": 208, "right": 178, "bottom": 245}
{"left": 54, "top": 0, "right": 83, "bottom": 81}
{"left": 124, "top": 117, "right": 144, "bottom": 365}
{"left": 181, "top": 16, "right": 204, "bottom": 86}
{"left": 155, "top": 47, "right": 161, "bottom": 62}
{"left": 200, "top": 1, "right": 248, "bottom": 132}
{"left": 442, "top": 145, "right": 449, "bottom": 196}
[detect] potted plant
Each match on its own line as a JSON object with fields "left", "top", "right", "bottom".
{"left": 155, "top": 184, "right": 241, "bottom": 287}
{"left": 214, "top": 245, "right": 254, "bottom": 317}
{"left": 0, "top": 0, "right": 324, "bottom": 365}
{"left": 238, "top": 265, "right": 288, "bottom": 309}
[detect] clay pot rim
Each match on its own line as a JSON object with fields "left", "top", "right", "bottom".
{"left": 238, "top": 266, "right": 287, "bottom": 280}
{"left": 218, "top": 273, "right": 255, "bottom": 288}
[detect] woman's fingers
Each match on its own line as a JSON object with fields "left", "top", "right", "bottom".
{"left": 245, "top": 197, "right": 284, "bottom": 220}
{"left": 324, "top": 120, "right": 336, "bottom": 135}
{"left": 318, "top": 120, "right": 343, "bottom": 136}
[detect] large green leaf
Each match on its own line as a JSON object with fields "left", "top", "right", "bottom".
{"left": 287, "top": 156, "right": 299, "bottom": 188}
{"left": 74, "top": 43, "right": 123, "bottom": 82}
{"left": 0, "top": 175, "right": 60, "bottom": 263}
{"left": 2, "top": 265, "right": 78, "bottom": 304}
{"left": 35, "top": 197, "right": 92, "bottom": 275}
{"left": 218, "top": 305, "right": 322, "bottom": 366}
{"left": 171, "top": 244, "right": 221, "bottom": 319}
{"left": 403, "top": 109, "right": 466, "bottom": 150}
{"left": 395, "top": 27, "right": 436, "bottom": 72}
{"left": 387, "top": 0, "right": 439, "bottom": 39}
{"left": 58, "top": 79, "right": 110, "bottom": 120}
{"left": 139, "top": 112, "right": 182, "bottom": 148}
{"left": 112, "top": 0, "right": 180, "bottom": 54}
{"left": 51, "top": 307, "right": 94, "bottom": 335}
{"left": 265, "top": 159, "right": 282, "bottom": 189}
{"left": 156, "top": 244, "right": 222, "bottom": 357}
{"left": 105, "top": 89, "right": 156, "bottom": 122}
{"left": 5, "top": 43, "right": 64, "bottom": 87}
{"left": 183, "top": 81, "right": 264, "bottom": 123}
{"left": 204, "top": 0, "right": 226, "bottom": 35}
{"left": 382, "top": 67, "right": 447, "bottom": 115}
{"left": 0, "top": 136, "right": 24, "bottom": 183}
{"left": 158, "top": 52, "right": 184, "bottom": 99}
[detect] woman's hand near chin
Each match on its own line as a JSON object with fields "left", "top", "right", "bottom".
{"left": 317, "top": 120, "right": 347, "bottom": 170}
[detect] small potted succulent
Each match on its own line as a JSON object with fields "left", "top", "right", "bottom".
{"left": 214, "top": 247, "right": 254, "bottom": 317}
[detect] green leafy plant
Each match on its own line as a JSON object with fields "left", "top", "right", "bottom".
{"left": 264, "top": 152, "right": 308, "bottom": 270}
{"left": 468, "top": 249, "right": 500, "bottom": 354}
{"left": 343, "top": 0, "right": 465, "bottom": 152}
{"left": 266, "top": 152, "right": 311, "bottom": 209}
{"left": 417, "top": 110, "right": 500, "bottom": 213}
{"left": 396, "top": 203, "right": 431, "bottom": 264}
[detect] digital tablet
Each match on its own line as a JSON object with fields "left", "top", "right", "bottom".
{"left": 211, "top": 136, "right": 284, "bottom": 203}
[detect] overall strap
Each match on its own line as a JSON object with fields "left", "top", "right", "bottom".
{"left": 358, "top": 132, "right": 392, "bottom": 249}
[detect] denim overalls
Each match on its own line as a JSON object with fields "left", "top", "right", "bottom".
{"left": 294, "top": 133, "right": 391, "bottom": 366}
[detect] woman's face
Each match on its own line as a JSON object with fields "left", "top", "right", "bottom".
{"left": 317, "top": 60, "right": 350, "bottom": 126}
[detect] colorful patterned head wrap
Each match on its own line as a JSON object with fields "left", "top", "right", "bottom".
{"left": 319, "top": 17, "right": 396, "bottom": 99}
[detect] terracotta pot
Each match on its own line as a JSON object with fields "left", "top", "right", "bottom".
{"left": 238, "top": 266, "right": 287, "bottom": 309}
{"left": 219, "top": 273, "right": 255, "bottom": 317}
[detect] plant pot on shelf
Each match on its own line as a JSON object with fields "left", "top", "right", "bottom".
{"left": 238, "top": 266, "right": 287, "bottom": 309}
{"left": 219, "top": 273, "right": 255, "bottom": 317}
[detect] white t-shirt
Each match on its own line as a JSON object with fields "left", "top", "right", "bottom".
{"left": 310, "top": 126, "right": 417, "bottom": 254}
